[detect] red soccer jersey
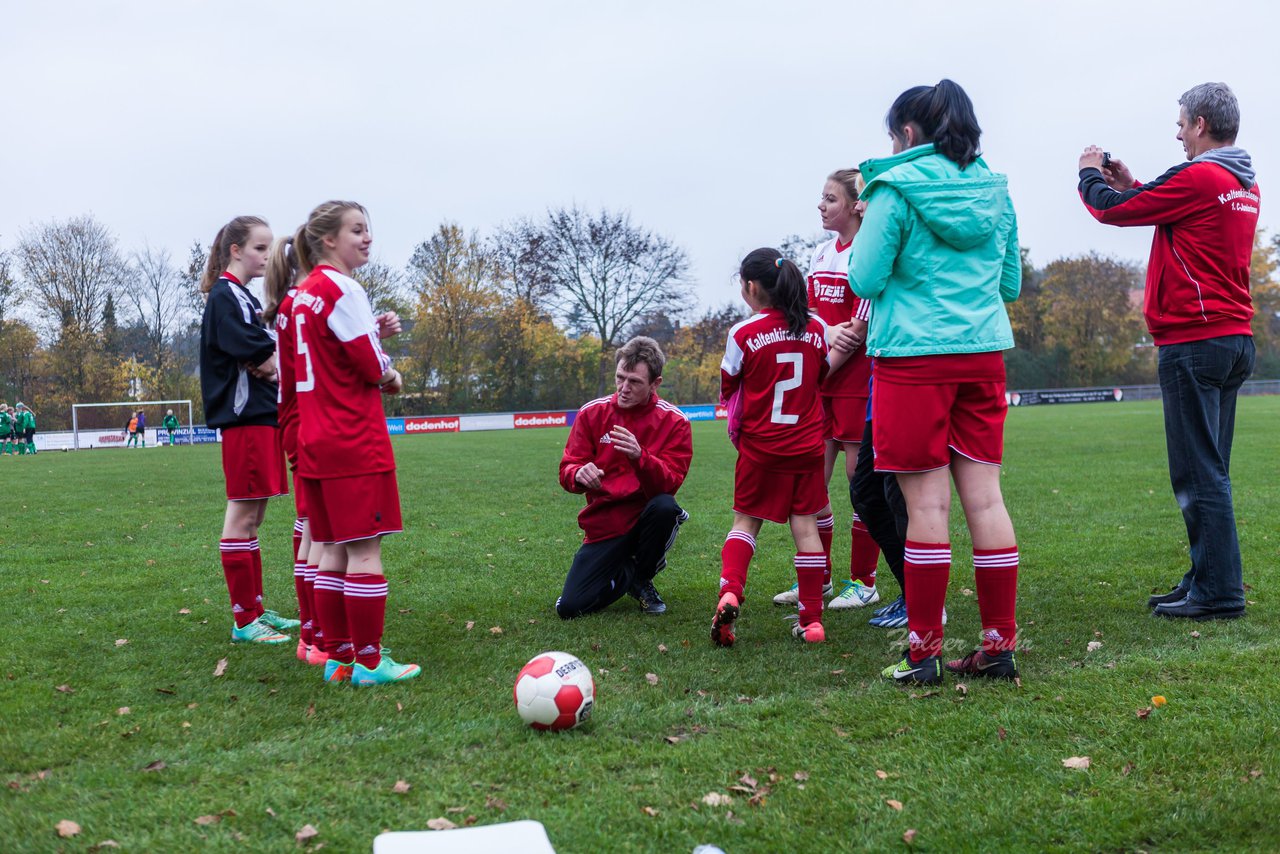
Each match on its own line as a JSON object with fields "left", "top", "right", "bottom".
{"left": 292, "top": 265, "right": 394, "bottom": 479}
{"left": 721, "top": 308, "right": 829, "bottom": 472}
{"left": 275, "top": 288, "right": 300, "bottom": 462}
{"left": 807, "top": 236, "right": 872, "bottom": 398}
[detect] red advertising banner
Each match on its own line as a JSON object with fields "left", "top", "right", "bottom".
{"left": 714, "top": 405, "right": 729, "bottom": 420}
{"left": 514, "top": 412, "right": 570, "bottom": 429}
{"left": 403, "top": 416, "right": 461, "bottom": 433}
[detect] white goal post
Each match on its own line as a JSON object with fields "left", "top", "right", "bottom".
{"left": 71, "top": 399, "right": 196, "bottom": 450}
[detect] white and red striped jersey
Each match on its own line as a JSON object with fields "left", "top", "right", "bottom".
{"left": 720, "top": 308, "right": 829, "bottom": 471}
{"left": 808, "top": 236, "right": 870, "bottom": 398}
{"left": 292, "top": 265, "right": 394, "bottom": 479}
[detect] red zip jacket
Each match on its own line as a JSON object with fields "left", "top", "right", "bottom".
{"left": 559, "top": 392, "right": 692, "bottom": 543}
{"left": 1079, "top": 154, "right": 1258, "bottom": 345}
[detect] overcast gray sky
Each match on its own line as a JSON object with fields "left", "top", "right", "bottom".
{"left": 3, "top": 0, "right": 1275, "bottom": 313}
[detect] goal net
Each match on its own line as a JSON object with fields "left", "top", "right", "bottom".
{"left": 70, "top": 399, "right": 197, "bottom": 450}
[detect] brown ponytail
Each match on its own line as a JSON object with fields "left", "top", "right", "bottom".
{"left": 262, "top": 235, "right": 299, "bottom": 324}
{"left": 199, "top": 215, "right": 269, "bottom": 293}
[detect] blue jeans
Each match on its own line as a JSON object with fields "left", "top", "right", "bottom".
{"left": 1157, "top": 335, "right": 1255, "bottom": 608}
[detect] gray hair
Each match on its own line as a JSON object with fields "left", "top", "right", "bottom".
{"left": 1178, "top": 82, "right": 1239, "bottom": 142}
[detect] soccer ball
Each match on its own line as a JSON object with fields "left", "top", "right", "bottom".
{"left": 513, "top": 651, "right": 594, "bottom": 731}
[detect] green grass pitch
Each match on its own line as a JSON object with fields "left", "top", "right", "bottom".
{"left": 1, "top": 398, "right": 1277, "bottom": 852}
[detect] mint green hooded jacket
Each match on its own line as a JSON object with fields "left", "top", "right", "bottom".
{"left": 848, "top": 143, "right": 1020, "bottom": 358}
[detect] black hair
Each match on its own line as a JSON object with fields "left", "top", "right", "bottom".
{"left": 740, "top": 248, "right": 809, "bottom": 338}
{"left": 886, "top": 79, "right": 982, "bottom": 168}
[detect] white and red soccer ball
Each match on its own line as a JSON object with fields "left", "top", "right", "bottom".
{"left": 513, "top": 651, "right": 594, "bottom": 731}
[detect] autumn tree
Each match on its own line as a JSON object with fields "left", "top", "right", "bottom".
{"left": 1039, "top": 253, "right": 1143, "bottom": 386}
{"left": 406, "top": 224, "right": 498, "bottom": 411}
{"left": 664, "top": 302, "right": 746, "bottom": 403}
{"left": 18, "top": 215, "right": 128, "bottom": 339}
{"left": 1249, "top": 230, "right": 1280, "bottom": 376}
{"left": 121, "top": 245, "right": 194, "bottom": 377}
{"left": 534, "top": 207, "right": 692, "bottom": 393}
{"left": 0, "top": 245, "right": 15, "bottom": 324}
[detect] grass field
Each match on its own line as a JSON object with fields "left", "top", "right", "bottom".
{"left": 2, "top": 398, "right": 1278, "bottom": 853}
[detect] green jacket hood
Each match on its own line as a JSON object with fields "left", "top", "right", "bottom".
{"left": 859, "top": 144, "right": 1009, "bottom": 251}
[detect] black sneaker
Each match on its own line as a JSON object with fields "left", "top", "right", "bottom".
{"left": 881, "top": 652, "right": 942, "bottom": 685}
{"left": 945, "top": 647, "right": 1019, "bottom": 680}
{"left": 1147, "top": 585, "right": 1189, "bottom": 609}
{"left": 629, "top": 580, "right": 667, "bottom": 615}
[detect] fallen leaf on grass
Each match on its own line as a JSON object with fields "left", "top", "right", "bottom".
{"left": 1122, "top": 762, "right": 1134, "bottom": 776}
{"left": 641, "top": 806, "right": 659, "bottom": 817}
{"left": 955, "top": 683, "right": 968, "bottom": 696}
{"left": 701, "top": 792, "right": 732, "bottom": 807}
{"left": 155, "top": 687, "right": 175, "bottom": 695}
{"left": 1151, "top": 695, "right": 1167, "bottom": 707}
{"left": 485, "top": 796, "right": 508, "bottom": 812}
{"left": 445, "top": 807, "right": 465, "bottom": 814}
{"left": 396, "top": 702, "right": 403, "bottom": 713}
{"left": 875, "top": 769, "right": 888, "bottom": 780}
{"left": 55, "top": 684, "right": 74, "bottom": 693}
{"left": 1190, "top": 631, "right": 1201, "bottom": 638}
{"left": 56, "top": 820, "right": 81, "bottom": 837}
{"left": 960, "top": 587, "right": 974, "bottom": 597}
{"left": 392, "top": 780, "right": 410, "bottom": 793}
{"left": 645, "top": 673, "right": 659, "bottom": 686}
{"left": 115, "top": 639, "right": 129, "bottom": 647}
{"left": 306, "top": 704, "right": 316, "bottom": 718}
{"left": 793, "top": 771, "right": 809, "bottom": 782}
{"left": 664, "top": 735, "right": 684, "bottom": 745}
{"left": 213, "top": 658, "right": 228, "bottom": 677}
{"left": 295, "top": 824, "right": 319, "bottom": 842}
{"left": 141, "top": 760, "right": 166, "bottom": 772}
{"left": 1086, "top": 641, "right": 1102, "bottom": 652}
{"left": 265, "top": 808, "right": 277, "bottom": 818}
{"left": 886, "top": 799, "right": 904, "bottom": 811}
{"left": 1250, "top": 769, "right": 1263, "bottom": 779}
{"left": 489, "top": 626, "right": 503, "bottom": 635}
{"left": 178, "top": 608, "right": 191, "bottom": 615}
{"left": 1136, "top": 707, "right": 1152, "bottom": 719}
{"left": 465, "top": 621, "right": 475, "bottom": 631}
{"left": 194, "top": 815, "right": 220, "bottom": 826}
{"left": 427, "top": 818, "right": 457, "bottom": 831}
{"left": 117, "top": 707, "right": 131, "bottom": 716}
{"left": 92, "top": 841, "right": 120, "bottom": 849}
{"left": 1062, "top": 756, "right": 1091, "bottom": 770}
{"left": 658, "top": 644, "right": 668, "bottom": 654}
{"left": 903, "top": 828, "right": 918, "bottom": 845}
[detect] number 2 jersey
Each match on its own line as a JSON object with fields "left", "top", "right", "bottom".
{"left": 292, "top": 265, "right": 394, "bottom": 480}
{"left": 721, "top": 308, "right": 829, "bottom": 472}
{"left": 807, "top": 236, "right": 871, "bottom": 399}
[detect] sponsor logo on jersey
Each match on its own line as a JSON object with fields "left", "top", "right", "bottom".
{"left": 812, "top": 283, "right": 849, "bottom": 302}
{"left": 514, "top": 412, "right": 569, "bottom": 429}
{"left": 404, "top": 416, "right": 460, "bottom": 433}
{"left": 294, "top": 291, "right": 328, "bottom": 315}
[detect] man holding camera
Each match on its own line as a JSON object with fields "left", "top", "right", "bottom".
{"left": 1077, "top": 82, "right": 1259, "bottom": 621}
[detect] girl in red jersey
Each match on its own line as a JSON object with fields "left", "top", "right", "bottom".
{"left": 199, "top": 216, "right": 300, "bottom": 645}
{"left": 264, "top": 241, "right": 326, "bottom": 667}
{"left": 772, "top": 169, "right": 883, "bottom": 613}
{"left": 274, "top": 201, "right": 417, "bottom": 687}
{"left": 713, "top": 248, "right": 852, "bottom": 646}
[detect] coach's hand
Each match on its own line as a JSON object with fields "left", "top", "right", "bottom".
{"left": 609, "top": 426, "right": 642, "bottom": 460}
{"left": 377, "top": 311, "right": 403, "bottom": 339}
{"left": 379, "top": 369, "right": 403, "bottom": 395}
{"left": 575, "top": 462, "right": 605, "bottom": 490}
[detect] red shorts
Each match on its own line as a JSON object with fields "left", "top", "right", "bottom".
{"left": 822, "top": 395, "right": 869, "bottom": 445}
{"left": 733, "top": 455, "right": 828, "bottom": 524}
{"left": 221, "top": 425, "right": 288, "bottom": 501}
{"left": 301, "top": 470, "right": 403, "bottom": 544}
{"left": 871, "top": 354, "right": 1007, "bottom": 472}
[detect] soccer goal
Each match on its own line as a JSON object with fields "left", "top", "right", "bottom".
{"left": 70, "top": 399, "right": 196, "bottom": 450}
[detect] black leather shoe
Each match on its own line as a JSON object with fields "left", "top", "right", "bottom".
{"left": 1147, "top": 585, "right": 1189, "bottom": 609}
{"left": 1152, "top": 598, "right": 1244, "bottom": 621}
{"left": 628, "top": 580, "right": 667, "bottom": 615}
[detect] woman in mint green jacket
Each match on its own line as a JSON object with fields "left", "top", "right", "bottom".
{"left": 848, "top": 80, "right": 1022, "bottom": 687}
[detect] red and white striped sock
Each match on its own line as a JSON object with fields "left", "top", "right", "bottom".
{"left": 247, "top": 538, "right": 264, "bottom": 619}
{"left": 313, "top": 571, "right": 352, "bottom": 662}
{"left": 345, "top": 574, "right": 388, "bottom": 670}
{"left": 219, "top": 538, "right": 257, "bottom": 628}
{"left": 795, "top": 551, "right": 827, "bottom": 627}
{"left": 719, "top": 531, "right": 756, "bottom": 602}
{"left": 291, "top": 518, "right": 304, "bottom": 564}
{"left": 974, "top": 546, "right": 1019, "bottom": 654}
{"left": 904, "top": 541, "right": 950, "bottom": 661}
{"left": 304, "top": 563, "right": 321, "bottom": 647}
{"left": 850, "top": 512, "right": 880, "bottom": 586}
{"left": 816, "top": 514, "right": 834, "bottom": 586}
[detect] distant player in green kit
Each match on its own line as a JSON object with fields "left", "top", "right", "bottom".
{"left": 0, "top": 404, "right": 13, "bottom": 455}
{"left": 15, "top": 404, "right": 36, "bottom": 455}
{"left": 163, "top": 409, "right": 180, "bottom": 446}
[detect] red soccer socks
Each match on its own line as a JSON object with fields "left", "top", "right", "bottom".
{"left": 974, "top": 547, "right": 1019, "bottom": 654}
{"left": 904, "top": 540, "right": 950, "bottom": 660}
{"left": 850, "top": 512, "right": 880, "bottom": 586}
{"left": 795, "top": 552, "right": 826, "bottom": 628}
{"left": 345, "top": 573, "right": 389, "bottom": 670}
{"left": 220, "top": 538, "right": 257, "bottom": 628}
{"left": 816, "top": 514, "right": 834, "bottom": 586}
{"left": 719, "top": 530, "right": 756, "bottom": 602}
{"left": 314, "top": 571, "right": 353, "bottom": 663}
